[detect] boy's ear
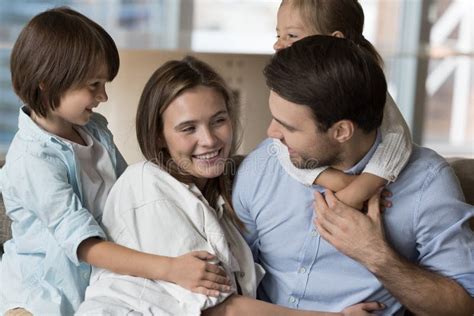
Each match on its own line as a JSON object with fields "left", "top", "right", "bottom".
{"left": 331, "top": 30, "right": 345, "bottom": 39}
{"left": 330, "top": 120, "right": 354, "bottom": 143}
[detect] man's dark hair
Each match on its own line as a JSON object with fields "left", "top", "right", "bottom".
{"left": 264, "top": 34, "right": 387, "bottom": 133}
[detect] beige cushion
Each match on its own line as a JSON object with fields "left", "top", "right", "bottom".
{"left": 446, "top": 157, "right": 474, "bottom": 230}
{"left": 1, "top": 160, "right": 12, "bottom": 252}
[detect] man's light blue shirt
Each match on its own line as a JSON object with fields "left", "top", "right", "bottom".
{"left": 0, "top": 107, "right": 127, "bottom": 315}
{"left": 233, "top": 135, "right": 474, "bottom": 315}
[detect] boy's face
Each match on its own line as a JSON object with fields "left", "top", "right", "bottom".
{"left": 51, "top": 64, "right": 109, "bottom": 127}
{"left": 266, "top": 91, "right": 342, "bottom": 169}
{"left": 274, "top": 3, "right": 314, "bottom": 51}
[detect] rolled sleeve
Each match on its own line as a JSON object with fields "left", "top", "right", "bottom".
{"left": 8, "top": 154, "right": 105, "bottom": 265}
{"left": 364, "top": 95, "right": 413, "bottom": 182}
{"left": 415, "top": 162, "right": 474, "bottom": 295}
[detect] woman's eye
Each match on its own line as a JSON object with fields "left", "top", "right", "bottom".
{"left": 212, "top": 117, "right": 227, "bottom": 126}
{"left": 181, "top": 126, "right": 195, "bottom": 133}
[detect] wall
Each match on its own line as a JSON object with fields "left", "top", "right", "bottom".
{"left": 99, "top": 50, "right": 272, "bottom": 163}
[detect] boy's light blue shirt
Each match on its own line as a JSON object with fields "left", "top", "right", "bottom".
{"left": 0, "top": 107, "right": 127, "bottom": 315}
{"left": 233, "top": 136, "right": 474, "bottom": 315}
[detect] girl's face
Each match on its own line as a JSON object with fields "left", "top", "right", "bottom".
{"left": 162, "top": 85, "right": 233, "bottom": 189}
{"left": 274, "top": 3, "right": 314, "bottom": 51}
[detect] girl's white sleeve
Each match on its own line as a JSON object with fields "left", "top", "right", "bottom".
{"left": 363, "top": 93, "right": 413, "bottom": 182}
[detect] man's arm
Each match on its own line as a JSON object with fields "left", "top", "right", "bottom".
{"left": 202, "top": 294, "right": 383, "bottom": 316}
{"left": 314, "top": 190, "right": 474, "bottom": 316}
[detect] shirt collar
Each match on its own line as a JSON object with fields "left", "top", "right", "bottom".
{"left": 343, "top": 129, "right": 382, "bottom": 175}
{"left": 18, "top": 106, "right": 68, "bottom": 145}
{"left": 187, "top": 182, "right": 225, "bottom": 219}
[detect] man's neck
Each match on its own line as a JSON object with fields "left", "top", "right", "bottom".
{"left": 333, "top": 130, "right": 377, "bottom": 171}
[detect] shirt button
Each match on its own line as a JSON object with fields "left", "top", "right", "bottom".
{"left": 298, "top": 267, "right": 306, "bottom": 274}
{"left": 289, "top": 296, "right": 297, "bottom": 303}
{"left": 312, "top": 230, "right": 318, "bottom": 237}
{"left": 389, "top": 175, "right": 396, "bottom": 181}
{"left": 82, "top": 272, "right": 89, "bottom": 279}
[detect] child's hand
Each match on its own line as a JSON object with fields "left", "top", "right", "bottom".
{"left": 380, "top": 189, "right": 392, "bottom": 210}
{"left": 168, "top": 251, "right": 232, "bottom": 297}
{"left": 341, "top": 301, "right": 385, "bottom": 315}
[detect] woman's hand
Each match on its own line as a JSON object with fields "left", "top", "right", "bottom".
{"left": 166, "top": 251, "right": 232, "bottom": 297}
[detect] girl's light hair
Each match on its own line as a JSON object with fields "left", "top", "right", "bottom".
{"left": 281, "top": 0, "right": 384, "bottom": 67}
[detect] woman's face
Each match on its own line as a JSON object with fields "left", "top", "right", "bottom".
{"left": 274, "top": 3, "right": 314, "bottom": 51}
{"left": 162, "top": 85, "right": 233, "bottom": 189}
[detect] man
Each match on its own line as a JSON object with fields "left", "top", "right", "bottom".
{"left": 232, "top": 35, "right": 474, "bottom": 315}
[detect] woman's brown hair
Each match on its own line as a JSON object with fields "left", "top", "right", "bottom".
{"left": 282, "top": 0, "right": 384, "bottom": 66}
{"left": 10, "top": 7, "right": 119, "bottom": 117}
{"left": 136, "top": 56, "right": 243, "bottom": 229}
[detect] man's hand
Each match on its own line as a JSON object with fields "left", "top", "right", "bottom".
{"left": 313, "top": 189, "right": 390, "bottom": 269}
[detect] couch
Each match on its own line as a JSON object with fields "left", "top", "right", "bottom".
{"left": 1, "top": 158, "right": 473, "bottom": 254}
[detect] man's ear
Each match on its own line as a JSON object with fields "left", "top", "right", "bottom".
{"left": 330, "top": 120, "right": 354, "bottom": 143}
{"left": 331, "top": 30, "right": 345, "bottom": 39}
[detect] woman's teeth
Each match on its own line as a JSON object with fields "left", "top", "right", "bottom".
{"left": 194, "top": 150, "right": 219, "bottom": 160}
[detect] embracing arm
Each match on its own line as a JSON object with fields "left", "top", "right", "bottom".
{"left": 78, "top": 237, "right": 230, "bottom": 296}
{"left": 314, "top": 190, "right": 474, "bottom": 316}
{"left": 315, "top": 169, "right": 387, "bottom": 210}
{"left": 363, "top": 245, "right": 474, "bottom": 316}
{"left": 203, "top": 295, "right": 383, "bottom": 316}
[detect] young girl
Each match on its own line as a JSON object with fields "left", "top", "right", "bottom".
{"left": 273, "top": 0, "right": 412, "bottom": 209}
{"left": 0, "top": 8, "right": 229, "bottom": 315}
{"left": 77, "top": 56, "right": 383, "bottom": 315}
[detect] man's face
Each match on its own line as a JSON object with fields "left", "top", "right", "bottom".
{"left": 266, "top": 91, "right": 342, "bottom": 169}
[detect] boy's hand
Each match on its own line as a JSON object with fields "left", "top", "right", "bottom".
{"left": 167, "top": 251, "right": 232, "bottom": 297}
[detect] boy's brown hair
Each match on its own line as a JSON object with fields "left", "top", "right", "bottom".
{"left": 10, "top": 7, "right": 119, "bottom": 117}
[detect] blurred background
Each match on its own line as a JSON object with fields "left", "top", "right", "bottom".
{"left": 0, "top": 0, "right": 473, "bottom": 162}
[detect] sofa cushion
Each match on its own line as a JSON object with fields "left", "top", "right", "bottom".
{"left": 1, "top": 160, "right": 12, "bottom": 253}
{"left": 446, "top": 157, "right": 474, "bottom": 230}
{"left": 447, "top": 158, "right": 474, "bottom": 205}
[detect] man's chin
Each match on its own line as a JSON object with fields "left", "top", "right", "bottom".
{"left": 290, "top": 157, "right": 321, "bottom": 170}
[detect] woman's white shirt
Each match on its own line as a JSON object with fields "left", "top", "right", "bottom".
{"left": 77, "top": 161, "right": 263, "bottom": 316}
